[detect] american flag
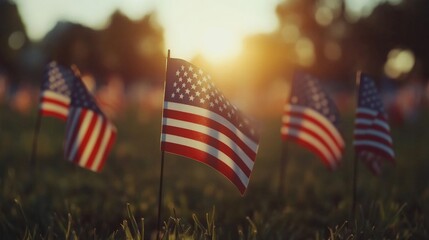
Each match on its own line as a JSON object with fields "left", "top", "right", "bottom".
{"left": 161, "top": 58, "right": 259, "bottom": 194}
{"left": 39, "top": 61, "right": 75, "bottom": 120}
{"left": 281, "top": 72, "right": 344, "bottom": 169}
{"left": 354, "top": 73, "right": 395, "bottom": 175}
{"left": 65, "top": 67, "right": 116, "bottom": 172}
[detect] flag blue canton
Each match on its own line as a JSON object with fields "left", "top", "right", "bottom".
{"left": 358, "top": 74, "right": 385, "bottom": 114}
{"left": 42, "top": 62, "right": 74, "bottom": 96}
{"left": 289, "top": 72, "right": 340, "bottom": 126}
{"left": 165, "top": 58, "right": 258, "bottom": 141}
{"left": 70, "top": 75, "right": 103, "bottom": 115}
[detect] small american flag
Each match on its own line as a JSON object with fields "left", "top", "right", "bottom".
{"left": 354, "top": 73, "right": 395, "bottom": 175}
{"left": 39, "top": 61, "right": 74, "bottom": 120}
{"left": 65, "top": 67, "right": 116, "bottom": 172}
{"left": 161, "top": 58, "right": 259, "bottom": 194}
{"left": 281, "top": 72, "right": 344, "bottom": 169}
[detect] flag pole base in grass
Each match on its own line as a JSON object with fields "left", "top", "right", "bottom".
{"left": 157, "top": 49, "right": 170, "bottom": 240}
{"left": 30, "top": 111, "right": 42, "bottom": 167}
{"left": 156, "top": 150, "right": 166, "bottom": 240}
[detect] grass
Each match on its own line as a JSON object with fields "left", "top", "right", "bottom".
{"left": 1, "top": 104, "right": 429, "bottom": 239}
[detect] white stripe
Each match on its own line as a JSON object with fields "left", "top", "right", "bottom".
{"left": 354, "top": 140, "right": 395, "bottom": 157}
{"left": 79, "top": 115, "right": 102, "bottom": 167}
{"left": 42, "top": 90, "right": 70, "bottom": 104}
{"left": 65, "top": 108, "right": 80, "bottom": 157}
{"left": 355, "top": 119, "right": 372, "bottom": 125}
{"left": 281, "top": 126, "right": 338, "bottom": 168}
{"left": 163, "top": 101, "right": 258, "bottom": 152}
{"left": 354, "top": 129, "right": 392, "bottom": 143}
{"left": 355, "top": 118, "right": 390, "bottom": 132}
{"left": 356, "top": 107, "right": 391, "bottom": 131}
{"left": 163, "top": 117, "right": 255, "bottom": 169}
{"left": 69, "top": 111, "right": 94, "bottom": 161}
{"left": 374, "top": 119, "right": 391, "bottom": 131}
{"left": 283, "top": 115, "right": 342, "bottom": 160}
{"left": 40, "top": 102, "right": 69, "bottom": 116}
{"left": 162, "top": 133, "right": 249, "bottom": 187}
{"left": 284, "top": 105, "right": 344, "bottom": 147}
{"left": 90, "top": 121, "right": 114, "bottom": 171}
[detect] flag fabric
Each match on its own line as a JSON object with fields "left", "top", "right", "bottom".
{"left": 281, "top": 72, "right": 344, "bottom": 169}
{"left": 161, "top": 58, "right": 259, "bottom": 194}
{"left": 64, "top": 67, "right": 117, "bottom": 172}
{"left": 354, "top": 73, "right": 395, "bottom": 175}
{"left": 39, "top": 61, "right": 75, "bottom": 120}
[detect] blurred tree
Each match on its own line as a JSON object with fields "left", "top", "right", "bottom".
{"left": 244, "top": 0, "right": 429, "bottom": 86}
{"left": 99, "top": 11, "right": 165, "bottom": 83}
{"left": 0, "top": 1, "right": 29, "bottom": 80}
{"left": 42, "top": 11, "right": 165, "bottom": 84}
{"left": 351, "top": 0, "right": 429, "bottom": 78}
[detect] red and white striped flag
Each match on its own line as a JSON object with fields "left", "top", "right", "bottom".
{"left": 39, "top": 61, "right": 74, "bottom": 120}
{"left": 161, "top": 58, "right": 260, "bottom": 194}
{"left": 354, "top": 73, "right": 395, "bottom": 175}
{"left": 64, "top": 67, "right": 116, "bottom": 172}
{"left": 281, "top": 72, "right": 344, "bottom": 169}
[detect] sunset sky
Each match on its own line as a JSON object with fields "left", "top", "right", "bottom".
{"left": 15, "top": 0, "right": 400, "bottom": 62}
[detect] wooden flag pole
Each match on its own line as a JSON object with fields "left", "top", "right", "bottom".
{"left": 156, "top": 49, "right": 170, "bottom": 240}
{"left": 30, "top": 110, "right": 42, "bottom": 167}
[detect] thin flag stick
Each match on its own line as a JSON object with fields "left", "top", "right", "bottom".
{"left": 351, "top": 71, "right": 362, "bottom": 221}
{"left": 156, "top": 151, "right": 166, "bottom": 240}
{"left": 156, "top": 49, "right": 170, "bottom": 240}
{"left": 351, "top": 153, "right": 358, "bottom": 220}
{"left": 30, "top": 110, "right": 42, "bottom": 166}
{"left": 277, "top": 141, "right": 288, "bottom": 197}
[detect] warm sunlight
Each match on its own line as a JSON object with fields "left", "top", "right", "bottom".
{"left": 199, "top": 27, "right": 242, "bottom": 63}
{"left": 16, "top": 0, "right": 281, "bottom": 62}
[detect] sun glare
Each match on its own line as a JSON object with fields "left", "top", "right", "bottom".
{"left": 199, "top": 27, "right": 242, "bottom": 63}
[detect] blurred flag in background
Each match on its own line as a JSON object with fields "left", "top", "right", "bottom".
{"left": 39, "top": 61, "right": 74, "bottom": 120}
{"left": 354, "top": 73, "right": 395, "bottom": 175}
{"left": 64, "top": 65, "right": 117, "bottom": 172}
{"left": 281, "top": 71, "right": 344, "bottom": 169}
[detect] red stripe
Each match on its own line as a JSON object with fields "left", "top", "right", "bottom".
{"left": 356, "top": 111, "right": 388, "bottom": 122}
{"left": 285, "top": 109, "right": 343, "bottom": 151}
{"left": 353, "top": 134, "right": 393, "bottom": 148}
{"left": 41, "top": 97, "right": 69, "bottom": 108}
{"left": 355, "top": 112, "right": 375, "bottom": 119}
{"left": 163, "top": 109, "right": 256, "bottom": 160}
{"left": 96, "top": 128, "right": 116, "bottom": 172}
{"left": 282, "top": 134, "right": 337, "bottom": 170}
{"left": 162, "top": 125, "right": 251, "bottom": 176}
{"left": 355, "top": 125, "right": 391, "bottom": 136}
{"left": 282, "top": 122, "right": 340, "bottom": 163}
{"left": 162, "top": 142, "right": 246, "bottom": 194}
{"left": 40, "top": 110, "right": 67, "bottom": 121}
{"left": 74, "top": 111, "right": 98, "bottom": 165}
{"left": 85, "top": 117, "right": 107, "bottom": 169}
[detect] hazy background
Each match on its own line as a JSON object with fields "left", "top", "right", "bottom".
{"left": 1, "top": 0, "right": 429, "bottom": 238}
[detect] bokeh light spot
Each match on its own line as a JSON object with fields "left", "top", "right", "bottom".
{"left": 384, "top": 48, "right": 415, "bottom": 79}
{"left": 8, "top": 31, "right": 26, "bottom": 50}
{"left": 281, "top": 23, "right": 300, "bottom": 43}
{"left": 295, "top": 38, "right": 315, "bottom": 67}
{"left": 315, "top": 7, "right": 334, "bottom": 26}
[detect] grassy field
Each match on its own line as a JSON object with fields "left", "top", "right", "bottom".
{"left": 1, "top": 104, "right": 429, "bottom": 239}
